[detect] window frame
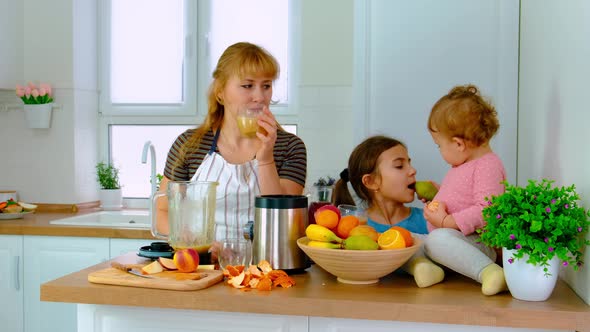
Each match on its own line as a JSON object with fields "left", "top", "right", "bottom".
{"left": 98, "top": 0, "right": 301, "bottom": 202}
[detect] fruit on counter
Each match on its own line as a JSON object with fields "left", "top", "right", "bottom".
{"left": 390, "top": 226, "right": 413, "bottom": 247}
{"left": 173, "top": 248, "right": 200, "bottom": 272}
{"left": 427, "top": 200, "right": 440, "bottom": 212}
{"left": 342, "top": 235, "right": 379, "bottom": 250}
{"left": 141, "top": 260, "right": 164, "bottom": 275}
{"left": 348, "top": 225, "right": 379, "bottom": 242}
{"left": 2, "top": 203, "right": 23, "bottom": 214}
{"left": 305, "top": 224, "right": 343, "bottom": 243}
{"left": 307, "top": 240, "right": 342, "bottom": 249}
{"left": 314, "top": 205, "right": 340, "bottom": 229}
{"left": 0, "top": 199, "right": 37, "bottom": 213}
{"left": 158, "top": 257, "right": 178, "bottom": 270}
{"left": 415, "top": 181, "right": 438, "bottom": 201}
{"left": 377, "top": 229, "right": 406, "bottom": 250}
{"left": 18, "top": 202, "right": 37, "bottom": 212}
{"left": 335, "top": 215, "right": 360, "bottom": 239}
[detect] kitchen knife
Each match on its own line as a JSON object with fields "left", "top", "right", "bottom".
{"left": 111, "top": 262, "right": 155, "bottom": 279}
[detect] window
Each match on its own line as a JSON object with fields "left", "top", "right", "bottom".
{"left": 99, "top": 0, "right": 298, "bottom": 203}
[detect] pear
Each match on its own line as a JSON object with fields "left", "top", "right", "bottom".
{"left": 342, "top": 235, "right": 379, "bottom": 250}
{"left": 415, "top": 181, "right": 438, "bottom": 201}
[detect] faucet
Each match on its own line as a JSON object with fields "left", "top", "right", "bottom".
{"left": 141, "top": 141, "right": 157, "bottom": 199}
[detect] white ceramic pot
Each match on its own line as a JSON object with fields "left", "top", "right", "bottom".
{"left": 24, "top": 103, "right": 53, "bottom": 129}
{"left": 502, "top": 247, "right": 559, "bottom": 301}
{"left": 99, "top": 189, "right": 123, "bottom": 211}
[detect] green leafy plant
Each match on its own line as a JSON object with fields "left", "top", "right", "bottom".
{"left": 96, "top": 162, "right": 121, "bottom": 190}
{"left": 479, "top": 179, "right": 590, "bottom": 275}
{"left": 313, "top": 176, "right": 335, "bottom": 187}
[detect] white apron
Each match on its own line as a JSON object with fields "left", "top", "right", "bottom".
{"left": 190, "top": 129, "right": 261, "bottom": 240}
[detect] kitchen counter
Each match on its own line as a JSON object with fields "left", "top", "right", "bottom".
{"left": 41, "top": 252, "right": 590, "bottom": 331}
{"left": 0, "top": 211, "right": 155, "bottom": 239}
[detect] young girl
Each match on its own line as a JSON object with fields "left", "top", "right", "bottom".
{"left": 423, "top": 84, "right": 507, "bottom": 296}
{"left": 332, "top": 136, "right": 444, "bottom": 288}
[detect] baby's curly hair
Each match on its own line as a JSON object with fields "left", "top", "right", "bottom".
{"left": 428, "top": 84, "right": 499, "bottom": 147}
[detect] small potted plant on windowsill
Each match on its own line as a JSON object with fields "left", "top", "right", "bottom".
{"left": 478, "top": 178, "right": 590, "bottom": 301}
{"left": 96, "top": 162, "right": 123, "bottom": 210}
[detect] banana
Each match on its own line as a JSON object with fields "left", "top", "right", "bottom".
{"left": 307, "top": 240, "right": 342, "bottom": 249}
{"left": 305, "top": 224, "right": 343, "bottom": 243}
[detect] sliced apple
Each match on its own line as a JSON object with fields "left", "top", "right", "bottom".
{"left": 158, "top": 257, "right": 177, "bottom": 270}
{"left": 141, "top": 260, "right": 164, "bottom": 275}
{"left": 18, "top": 202, "right": 37, "bottom": 212}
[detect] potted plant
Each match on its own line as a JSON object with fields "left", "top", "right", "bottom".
{"left": 313, "top": 176, "right": 336, "bottom": 202}
{"left": 16, "top": 82, "right": 54, "bottom": 129}
{"left": 96, "top": 162, "right": 123, "bottom": 210}
{"left": 479, "top": 179, "right": 590, "bottom": 301}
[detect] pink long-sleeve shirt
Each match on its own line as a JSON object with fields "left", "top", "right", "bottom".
{"left": 428, "top": 152, "right": 506, "bottom": 235}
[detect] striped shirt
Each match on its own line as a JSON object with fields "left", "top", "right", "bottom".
{"left": 164, "top": 128, "right": 307, "bottom": 186}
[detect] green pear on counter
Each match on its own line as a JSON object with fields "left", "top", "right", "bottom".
{"left": 415, "top": 181, "right": 438, "bottom": 201}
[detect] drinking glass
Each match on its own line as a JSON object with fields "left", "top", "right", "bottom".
{"left": 237, "top": 106, "right": 262, "bottom": 137}
{"left": 218, "top": 238, "right": 252, "bottom": 270}
{"left": 338, "top": 204, "right": 368, "bottom": 224}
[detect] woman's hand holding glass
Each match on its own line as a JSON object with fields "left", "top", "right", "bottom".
{"left": 255, "top": 105, "right": 278, "bottom": 164}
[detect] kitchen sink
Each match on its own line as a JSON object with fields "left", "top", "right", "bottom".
{"left": 50, "top": 210, "right": 151, "bottom": 229}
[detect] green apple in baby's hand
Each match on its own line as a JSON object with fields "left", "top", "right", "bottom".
{"left": 415, "top": 181, "right": 438, "bottom": 201}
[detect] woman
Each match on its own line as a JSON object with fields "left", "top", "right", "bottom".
{"left": 157, "top": 42, "right": 307, "bottom": 240}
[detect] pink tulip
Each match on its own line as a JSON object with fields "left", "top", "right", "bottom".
{"left": 25, "top": 87, "right": 31, "bottom": 98}
{"left": 28, "top": 82, "right": 37, "bottom": 90}
{"left": 31, "top": 89, "right": 39, "bottom": 98}
{"left": 39, "top": 83, "right": 52, "bottom": 97}
{"left": 16, "top": 85, "right": 25, "bottom": 97}
{"left": 39, "top": 88, "right": 47, "bottom": 97}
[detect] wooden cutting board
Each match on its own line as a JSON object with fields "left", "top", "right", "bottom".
{"left": 88, "top": 267, "right": 224, "bottom": 291}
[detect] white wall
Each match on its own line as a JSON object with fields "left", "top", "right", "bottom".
{"left": 518, "top": 0, "right": 590, "bottom": 304}
{"left": 0, "top": 0, "right": 354, "bottom": 204}
{"left": 0, "top": 0, "right": 99, "bottom": 204}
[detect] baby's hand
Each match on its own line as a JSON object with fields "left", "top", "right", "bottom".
{"left": 423, "top": 200, "right": 448, "bottom": 228}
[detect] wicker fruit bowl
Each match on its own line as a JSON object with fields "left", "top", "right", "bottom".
{"left": 297, "top": 236, "right": 421, "bottom": 284}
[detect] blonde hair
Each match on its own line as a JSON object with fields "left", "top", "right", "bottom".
{"left": 428, "top": 84, "right": 499, "bottom": 147}
{"left": 175, "top": 42, "right": 279, "bottom": 168}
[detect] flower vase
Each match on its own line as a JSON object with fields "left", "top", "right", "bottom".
{"left": 502, "top": 248, "right": 560, "bottom": 301}
{"left": 24, "top": 103, "right": 53, "bottom": 129}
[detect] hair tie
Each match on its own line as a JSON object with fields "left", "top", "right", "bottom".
{"left": 340, "top": 168, "right": 349, "bottom": 183}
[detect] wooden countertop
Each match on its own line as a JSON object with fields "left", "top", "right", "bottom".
{"left": 41, "top": 253, "right": 590, "bottom": 331}
{"left": 0, "top": 210, "right": 155, "bottom": 239}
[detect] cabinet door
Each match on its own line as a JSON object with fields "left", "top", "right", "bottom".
{"left": 24, "top": 236, "right": 109, "bottom": 332}
{"left": 109, "top": 238, "right": 154, "bottom": 259}
{"left": 0, "top": 235, "right": 24, "bottom": 332}
{"left": 79, "top": 304, "right": 308, "bottom": 332}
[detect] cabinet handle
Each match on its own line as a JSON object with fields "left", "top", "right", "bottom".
{"left": 14, "top": 256, "right": 20, "bottom": 291}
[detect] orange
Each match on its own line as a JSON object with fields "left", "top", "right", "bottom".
{"left": 336, "top": 215, "right": 360, "bottom": 238}
{"left": 390, "top": 226, "right": 413, "bottom": 247}
{"left": 377, "top": 229, "right": 406, "bottom": 250}
{"left": 315, "top": 209, "right": 339, "bottom": 229}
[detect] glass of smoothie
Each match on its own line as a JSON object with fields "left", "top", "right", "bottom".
{"left": 237, "top": 106, "right": 262, "bottom": 137}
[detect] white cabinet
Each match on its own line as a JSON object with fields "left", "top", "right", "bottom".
{"left": 24, "top": 236, "right": 109, "bottom": 332}
{"left": 309, "top": 317, "right": 564, "bottom": 332}
{"left": 109, "top": 238, "right": 154, "bottom": 259}
{"left": 0, "top": 235, "right": 23, "bottom": 332}
{"left": 79, "top": 304, "right": 308, "bottom": 332}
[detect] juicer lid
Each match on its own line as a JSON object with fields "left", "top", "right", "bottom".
{"left": 255, "top": 195, "right": 308, "bottom": 209}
